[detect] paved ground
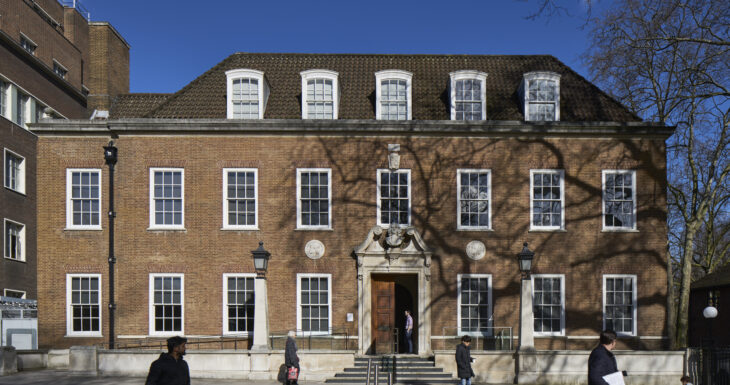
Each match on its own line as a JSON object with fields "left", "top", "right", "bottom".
{"left": 0, "top": 369, "right": 328, "bottom": 385}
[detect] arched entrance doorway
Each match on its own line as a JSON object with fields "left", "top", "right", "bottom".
{"left": 354, "top": 225, "right": 433, "bottom": 356}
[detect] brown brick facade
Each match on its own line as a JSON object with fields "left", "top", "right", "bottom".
{"left": 35, "top": 129, "right": 669, "bottom": 350}
{"left": 87, "top": 23, "right": 130, "bottom": 112}
{"left": 0, "top": 116, "right": 37, "bottom": 298}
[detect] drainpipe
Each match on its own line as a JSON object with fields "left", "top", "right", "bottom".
{"left": 103, "top": 140, "right": 118, "bottom": 349}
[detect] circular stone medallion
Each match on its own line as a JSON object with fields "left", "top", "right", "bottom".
{"left": 305, "top": 240, "right": 325, "bottom": 260}
{"left": 465, "top": 240, "right": 486, "bottom": 261}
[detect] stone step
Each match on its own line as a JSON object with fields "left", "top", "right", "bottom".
{"left": 334, "top": 372, "right": 452, "bottom": 379}
{"left": 325, "top": 380, "right": 457, "bottom": 385}
{"left": 344, "top": 367, "right": 445, "bottom": 373}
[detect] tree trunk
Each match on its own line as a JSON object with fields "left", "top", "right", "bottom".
{"left": 675, "top": 223, "right": 699, "bottom": 348}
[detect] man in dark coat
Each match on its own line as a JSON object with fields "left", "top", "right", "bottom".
{"left": 588, "top": 330, "right": 620, "bottom": 385}
{"left": 145, "top": 336, "right": 190, "bottom": 385}
{"left": 285, "top": 330, "right": 300, "bottom": 385}
{"left": 455, "top": 335, "right": 475, "bottom": 385}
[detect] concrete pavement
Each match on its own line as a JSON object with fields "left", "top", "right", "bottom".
{"left": 0, "top": 369, "right": 328, "bottom": 385}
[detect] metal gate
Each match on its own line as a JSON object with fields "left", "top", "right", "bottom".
{"left": 687, "top": 347, "right": 730, "bottom": 385}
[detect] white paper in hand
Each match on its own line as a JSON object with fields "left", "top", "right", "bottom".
{"left": 602, "top": 371, "right": 625, "bottom": 385}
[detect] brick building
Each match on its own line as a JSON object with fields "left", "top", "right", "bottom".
{"left": 32, "top": 53, "right": 672, "bottom": 353}
{"left": 1, "top": 0, "right": 128, "bottom": 306}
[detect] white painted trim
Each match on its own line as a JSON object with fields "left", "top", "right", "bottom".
{"left": 376, "top": 169, "right": 412, "bottom": 227}
{"left": 52, "top": 59, "right": 68, "bottom": 79}
{"left": 296, "top": 168, "right": 332, "bottom": 230}
{"left": 521, "top": 71, "right": 561, "bottom": 122}
{"left": 222, "top": 273, "right": 256, "bottom": 336}
{"left": 66, "top": 273, "right": 102, "bottom": 337}
{"left": 531, "top": 274, "right": 566, "bottom": 337}
{"left": 449, "top": 71, "right": 488, "bottom": 120}
{"left": 296, "top": 273, "right": 332, "bottom": 336}
{"left": 456, "top": 169, "right": 492, "bottom": 230}
{"left": 529, "top": 169, "right": 565, "bottom": 231}
{"left": 3, "top": 148, "right": 26, "bottom": 194}
{"left": 3, "top": 288, "right": 26, "bottom": 299}
{"left": 65, "top": 168, "right": 102, "bottom": 230}
{"left": 601, "top": 170, "right": 637, "bottom": 231}
{"left": 221, "top": 168, "right": 258, "bottom": 230}
{"left": 602, "top": 274, "right": 638, "bottom": 337}
{"left": 19, "top": 32, "right": 37, "bottom": 54}
{"left": 225, "top": 69, "right": 268, "bottom": 120}
{"left": 456, "top": 274, "right": 493, "bottom": 337}
{"left": 3, "top": 218, "right": 25, "bottom": 261}
{"left": 148, "top": 168, "right": 185, "bottom": 230}
{"left": 375, "top": 70, "right": 413, "bottom": 120}
{"left": 149, "top": 273, "right": 185, "bottom": 337}
{"left": 0, "top": 72, "right": 68, "bottom": 120}
{"left": 300, "top": 70, "right": 339, "bottom": 120}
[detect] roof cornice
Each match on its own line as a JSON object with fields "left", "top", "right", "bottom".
{"left": 30, "top": 119, "right": 675, "bottom": 139}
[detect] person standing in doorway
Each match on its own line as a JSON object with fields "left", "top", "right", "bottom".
{"left": 145, "top": 336, "right": 190, "bottom": 385}
{"left": 404, "top": 309, "right": 414, "bottom": 353}
{"left": 455, "top": 335, "right": 475, "bottom": 385}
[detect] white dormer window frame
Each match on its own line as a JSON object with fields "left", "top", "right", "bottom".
{"left": 226, "top": 69, "right": 269, "bottom": 120}
{"left": 449, "top": 71, "right": 488, "bottom": 121}
{"left": 521, "top": 71, "right": 561, "bottom": 122}
{"left": 300, "top": 70, "right": 339, "bottom": 120}
{"left": 375, "top": 70, "right": 413, "bottom": 121}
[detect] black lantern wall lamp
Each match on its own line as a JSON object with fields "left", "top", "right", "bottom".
{"left": 103, "top": 141, "right": 117, "bottom": 349}
{"left": 517, "top": 242, "right": 534, "bottom": 279}
{"left": 252, "top": 241, "right": 271, "bottom": 277}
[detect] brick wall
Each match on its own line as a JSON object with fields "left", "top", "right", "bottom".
{"left": 0, "top": 0, "right": 84, "bottom": 90}
{"left": 0, "top": 116, "right": 37, "bottom": 298}
{"left": 36, "top": 132, "right": 668, "bottom": 349}
{"left": 87, "top": 23, "right": 129, "bottom": 112}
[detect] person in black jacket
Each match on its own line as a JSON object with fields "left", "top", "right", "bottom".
{"left": 145, "top": 336, "right": 190, "bottom": 385}
{"left": 285, "top": 330, "right": 300, "bottom": 385}
{"left": 588, "top": 330, "right": 620, "bottom": 385}
{"left": 455, "top": 335, "right": 475, "bottom": 385}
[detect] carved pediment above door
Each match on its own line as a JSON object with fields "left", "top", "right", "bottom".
{"left": 353, "top": 225, "right": 433, "bottom": 276}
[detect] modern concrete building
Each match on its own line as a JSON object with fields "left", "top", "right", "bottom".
{"left": 32, "top": 53, "right": 672, "bottom": 361}
{"left": 1, "top": 0, "right": 128, "bottom": 310}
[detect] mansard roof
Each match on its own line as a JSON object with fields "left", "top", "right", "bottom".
{"left": 109, "top": 53, "right": 641, "bottom": 122}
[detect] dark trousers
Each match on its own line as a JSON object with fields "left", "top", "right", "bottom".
{"left": 405, "top": 330, "right": 413, "bottom": 353}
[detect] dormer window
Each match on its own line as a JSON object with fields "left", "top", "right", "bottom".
{"left": 300, "top": 70, "right": 339, "bottom": 119}
{"left": 226, "top": 69, "right": 269, "bottom": 119}
{"left": 521, "top": 72, "right": 560, "bottom": 121}
{"left": 375, "top": 70, "right": 412, "bottom": 120}
{"left": 450, "top": 71, "right": 487, "bottom": 120}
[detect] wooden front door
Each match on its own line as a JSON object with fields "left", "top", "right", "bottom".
{"left": 372, "top": 276, "right": 395, "bottom": 354}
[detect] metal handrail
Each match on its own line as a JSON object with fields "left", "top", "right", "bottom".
{"left": 59, "top": 0, "right": 90, "bottom": 20}
{"left": 366, "top": 358, "right": 372, "bottom": 385}
{"left": 439, "top": 326, "right": 513, "bottom": 351}
{"left": 269, "top": 327, "right": 355, "bottom": 351}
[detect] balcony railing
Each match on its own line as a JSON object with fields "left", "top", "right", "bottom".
{"left": 59, "top": 0, "right": 90, "bottom": 20}
{"left": 436, "top": 326, "right": 513, "bottom": 351}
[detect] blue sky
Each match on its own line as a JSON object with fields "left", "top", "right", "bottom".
{"left": 83, "top": 0, "right": 596, "bottom": 94}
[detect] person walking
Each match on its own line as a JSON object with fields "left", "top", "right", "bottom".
{"left": 455, "top": 335, "right": 475, "bottom": 385}
{"left": 588, "top": 330, "right": 622, "bottom": 385}
{"left": 404, "top": 309, "right": 414, "bottom": 354}
{"left": 145, "top": 336, "right": 190, "bottom": 385}
{"left": 285, "top": 330, "right": 300, "bottom": 385}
